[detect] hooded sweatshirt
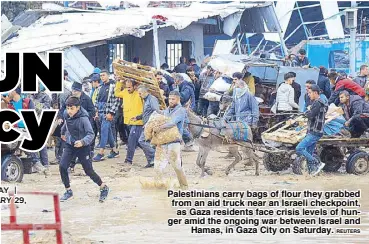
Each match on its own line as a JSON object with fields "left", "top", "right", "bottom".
{"left": 61, "top": 107, "right": 95, "bottom": 147}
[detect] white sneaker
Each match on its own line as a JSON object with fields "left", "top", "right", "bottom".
{"left": 311, "top": 163, "right": 325, "bottom": 176}
{"left": 33, "top": 162, "right": 47, "bottom": 175}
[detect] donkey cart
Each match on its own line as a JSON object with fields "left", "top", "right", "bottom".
{"left": 260, "top": 114, "right": 369, "bottom": 176}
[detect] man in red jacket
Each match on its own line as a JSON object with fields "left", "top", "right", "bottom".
{"left": 328, "top": 72, "right": 365, "bottom": 105}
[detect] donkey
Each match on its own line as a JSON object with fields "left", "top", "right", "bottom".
{"left": 185, "top": 108, "right": 260, "bottom": 177}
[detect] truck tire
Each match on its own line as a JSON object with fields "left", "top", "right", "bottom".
{"left": 1, "top": 155, "right": 24, "bottom": 182}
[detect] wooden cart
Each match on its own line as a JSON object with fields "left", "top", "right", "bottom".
{"left": 112, "top": 59, "right": 167, "bottom": 109}
{"left": 259, "top": 106, "right": 369, "bottom": 175}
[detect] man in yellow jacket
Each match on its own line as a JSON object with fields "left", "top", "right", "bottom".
{"left": 115, "top": 79, "right": 144, "bottom": 164}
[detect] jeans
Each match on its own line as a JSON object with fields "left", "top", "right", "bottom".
{"left": 207, "top": 101, "right": 219, "bottom": 116}
{"left": 197, "top": 98, "right": 209, "bottom": 117}
{"left": 98, "top": 114, "right": 115, "bottom": 149}
{"left": 296, "top": 133, "right": 322, "bottom": 169}
{"left": 30, "top": 147, "right": 49, "bottom": 166}
{"left": 126, "top": 125, "right": 143, "bottom": 163}
{"left": 138, "top": 131, "right": 155, "bottom": 164}
{"left": 60, "top": 144, "right": 102, "bottom": 189}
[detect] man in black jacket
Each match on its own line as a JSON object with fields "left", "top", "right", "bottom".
{"left": 340, "top": 91, "right": 369, "bottom": 138}
{"left": 174, "top": 57, "right": 188, "bottom": 73}
{"left": 296, "top": 85, "right": 327, "bottom": 176}
{"left": 318, "top": 66, "right": 331, "bottom": 98}
{"left": 59, "top": 82, "right": 96, "bottom": 168}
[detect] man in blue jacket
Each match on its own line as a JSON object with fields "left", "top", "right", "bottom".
{"left": 60, "top": 96, "right": 109, "bottom": 202}
{"left": 224, "top": 79, "right": 259, "bottom": 127}
{"left": 152, "top": 91, "right": 188, "bottom": 189}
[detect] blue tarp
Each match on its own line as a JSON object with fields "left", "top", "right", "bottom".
{"left": 295, "top": 116, "right": 346, "bottom": 136}
{"left": 323, "top": 116, "right": 346, "bottom": 136}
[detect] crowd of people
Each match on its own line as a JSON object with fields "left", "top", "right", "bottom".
{"left": 2, "top": 50, "right": 369, "bottom": 200}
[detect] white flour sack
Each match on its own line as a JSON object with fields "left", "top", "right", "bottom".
{"left": 210, "top": 77, "right": 232, "bottom": 92}
{"left": 204, "top": 92, "right": 222, "bottom": 102}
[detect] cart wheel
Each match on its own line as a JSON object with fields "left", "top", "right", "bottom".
{"left": 346, "top": 152, "right": 369, "bottom": 175}
{"left": 319, "top": 147, "right": 344, "bottom": 172}
{"left": 1, "top": 155, "right": 24, "bottom": 182}
{"left": 346, "top": 150, "right": 364, "bottom": 168}
{"left": 263, "top": 153, "right": 291, "bottom": 172}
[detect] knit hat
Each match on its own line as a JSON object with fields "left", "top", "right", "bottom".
{"left": 93, "top": 67, "right": 101, "bottom": 74}
{"left": 91, "top": 74, "right": 100, "bottom": 82}
{"left": 72, "top": 82, "right": 82, "bottom": 92}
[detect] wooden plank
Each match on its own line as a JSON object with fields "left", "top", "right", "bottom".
{"left": 113, "top": 59, "right": 167, "bottom": 110}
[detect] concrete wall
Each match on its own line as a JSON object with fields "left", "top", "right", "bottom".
{"left": 157, "top": 23, "right": 205, "bottom": 65}
{"left": 131, "top": 23, "right": 205, "bottom": 67}
{"left": 78, "top": 23, "right": 205, "bottom": 69}
{"left": 133, "top": 32, "right": 154, "bottom": 66}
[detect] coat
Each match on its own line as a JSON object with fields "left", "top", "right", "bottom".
{"left": 341, "top": 95, "right": 369, "bottom": 123}
{"left": 318, "top": 74, "right": 331, "bottom": 98}
{"left": 137, "top": 94, "right": 160, "bottom": 124}
{"left": 306, "top": 98, "right": 328, "bottom": 136}
{"left": 61, "top": 107, "right": 95, "bottom": 147}
{"left": 329, "top": 78, "right": 365, "bottom": 105}
{"left": 58, "top": 92, "right": 95, "bottom": 120}
{"left": 174, "top": 63, "right": 188, "bottom": 73}
{"left": 225, "top": 90, "right": 259, "bottom": 126}
{"left": 94, "top": 80, "right": 120, "bottom": 116}
{"left": 179, "top": 81, "right": 196, "bottom": 110}
{"left": 162, "top": 104, "right": 187, "bottom": 136}
{"left": 114, "top": 82, "right": 144, "bottom": 125}
{"left": 272, "top": 83, "right": 300, "bottom": 113}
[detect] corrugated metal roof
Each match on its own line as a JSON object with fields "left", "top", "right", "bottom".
{"left": 12, "top": 11, "right": 44, "bottom": 27}
{"left": 1, "top": 2, "right": 267, "bottom": 57}
{"left": 64, "top": 47, "right": 95, "bottom": 83}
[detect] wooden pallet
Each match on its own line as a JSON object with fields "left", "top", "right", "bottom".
{"left": 261, "top": 106, "right": 345, "bottom": 145}
{"left": 112, "top": 59, "right": 167, "bottom": 109}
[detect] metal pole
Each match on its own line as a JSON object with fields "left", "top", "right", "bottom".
{"left": 295, "top": 2, "right": 309, "bottom": 39}
{"left": 246, "top": 36, "right": 251, "bottom": 55}
{"left": 152, "top": 19, "right": 160, "bottom": 69}
{"left": 350, "top": 1, "right": 357, "bottom": 76}
{"left": 236, "top": 33, "right": 242, "bottom": 55}
{"left": 270, "top": 3, "right": 288, "bottom": 56}
{"left": 108, "top": 44, "right": 114, "bottom": 73}
{"left": 250, "top": 37, "right": 264, "bottom": 56}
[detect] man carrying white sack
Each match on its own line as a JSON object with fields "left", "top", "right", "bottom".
{"left": 152, "top": 91, "right": 189, "bottom": 189}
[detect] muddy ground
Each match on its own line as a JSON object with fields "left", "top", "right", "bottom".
{"left": 1, "top": 146, "right": 369, "bottom": 243}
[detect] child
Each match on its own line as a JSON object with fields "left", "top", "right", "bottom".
{"left": 60, "top": 96, "right": 109, "bottom": 202}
